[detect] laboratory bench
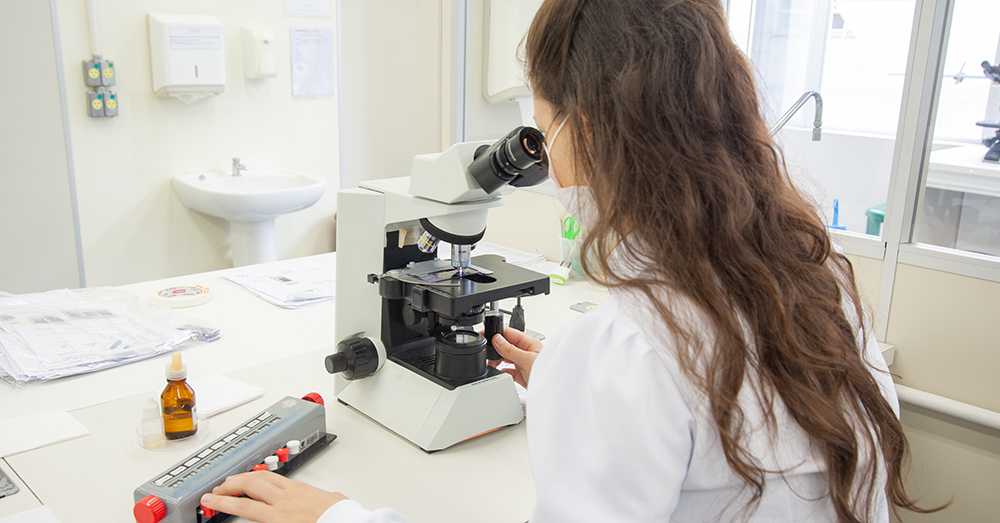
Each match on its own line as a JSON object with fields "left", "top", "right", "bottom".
{"left": 0, "top": 253, "right": 610, "bottom": 523}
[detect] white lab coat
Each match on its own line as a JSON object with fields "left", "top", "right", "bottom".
{"left": 318, "top": 255, "right": 898, "bottom": 523}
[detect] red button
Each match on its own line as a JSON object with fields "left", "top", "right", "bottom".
{"left": 252, "top": 464, "right": 267, "bottom": 471}
{"left": 301, "top": 392, "right": 324, "bottom": 405}
{"left": 201, "top": 505, "right": 216, "bottom": 518}
{"left": 276, "top": 448, "right": 290, "bottom": 463}
{"left": 134, "top": 495, "right": 166, "bottom": 523}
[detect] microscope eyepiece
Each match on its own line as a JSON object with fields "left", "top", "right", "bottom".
{"left": 468, "top": 126, "right": 548, "bottom": 194}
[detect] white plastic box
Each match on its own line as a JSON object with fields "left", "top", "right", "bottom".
{"left": 148, "top": 13, "right": 226, "bottom": 99}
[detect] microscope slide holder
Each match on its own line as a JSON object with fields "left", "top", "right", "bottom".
{"left": 133, "top": 394, "right": 336, "bottom": 523}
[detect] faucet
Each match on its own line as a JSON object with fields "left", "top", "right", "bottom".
{"left": 232, "top": 157, "right": 249, "bottom": 177}
{"left": 769, "top": 90, "right": 823, "bottom": 141}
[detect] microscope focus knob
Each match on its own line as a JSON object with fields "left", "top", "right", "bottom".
{"left": 325, "top": 336, "right": 386, "bottom": 380}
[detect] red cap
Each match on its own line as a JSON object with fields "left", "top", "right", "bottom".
{"left": 301, "top": 392, "right": 324, "bottom": 405}
{"left": 252, "top": 464, "right": 267, "bottom": 471}
{"left": 276, "top": 448, "right": 290, "bottom": 463}
{"left": 133, "top": 495, "right": 166, "bottom": 523}
{"left": 201, "top": 506, "right": 216, "bottom": 518}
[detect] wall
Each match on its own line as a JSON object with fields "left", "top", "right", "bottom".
{"left": 0, "top": 1, "right": 82, "bottom": 293}
{"left": 895, "top": 405, "right": 1000, "bottom": 523}
{"left": 884, "top": 264, "right": 1000, "bottom": 521}
{"left": 338, "top": 0, "right": 445, "bottom": 190}
{"left": 844, "top": 254, "right": 884, "bottom": 316}
{"left": 483, "top": 190, "right": 564, "bottom": 263}
{"left": 54, "top": 0, "right": 339, "bottom": 286}
{"left": 887, "top": 264, "right": 1000, "bottom": 412}
{"left": 466, "top": 0, "right": 528, "bottom": 142}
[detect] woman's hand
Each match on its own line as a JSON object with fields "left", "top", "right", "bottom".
{"left": 489, "top": 327, "right": 544, "bottom": 388}
{"left": 200, "top": 471, "right": 347, "bottom": 523}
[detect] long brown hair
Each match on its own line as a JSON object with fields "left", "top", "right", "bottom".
{"left": 526, "top": 1, "right": 937, "bottom": 521}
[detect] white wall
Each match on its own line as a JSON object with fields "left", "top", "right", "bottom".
{"left": 338, "top": 0, "right": 445, "bottom": 190}
{"left": 53, "top": 0, "right": 340, "bottom": 287}
{"left": 0, "top": 1, "right": 82, "bottom": 293}
{"left": 466, "top": 0, "right": 527, "bottom": 142}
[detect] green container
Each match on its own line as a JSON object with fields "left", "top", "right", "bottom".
{"left": 865, "top": 204, "right": 886, "bottom": 236}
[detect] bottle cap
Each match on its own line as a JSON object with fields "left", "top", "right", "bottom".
{"left": 165, "top": 352, "right": 188, "bottom": 381}
{"left": 143, "top": 398, "right": 160, "bottom": 420}
{"left": 133, "top": 495, "right": 166, "bottom": 523}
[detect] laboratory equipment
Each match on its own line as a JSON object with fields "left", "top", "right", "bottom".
{"left": 975, "top": 61, "right": 1000, "bottom": 162}
{"left": 241, "top": 28, "right": 278, "bottom": 79}
{"left": 133, "top": 394, "right": 333, "bottom": 523}
{"left": 162, "top": 352, "right": 197, "bottom": 440}
{"left": 328, "top": 126, "right": 551, "bottom": 452}
{"left": 142, "top": 397, "right": 166, "bottom": 449}
{"left": 769, "top": 90, "right": 823, "bottom": 141}
{"left": 148, "top": 13, "right": 226, "bottom": 103}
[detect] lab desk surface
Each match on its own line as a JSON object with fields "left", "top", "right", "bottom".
{"left": 0, "top": 253, "right": 610, "bottom": 523}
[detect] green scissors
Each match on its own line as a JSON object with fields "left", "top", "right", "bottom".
{"left": 562, "top": 216, "right": 581, "bottom": 240}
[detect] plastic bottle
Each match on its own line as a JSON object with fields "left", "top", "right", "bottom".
{"left": 141, "top": 397, "right": 165, "bottom": 448}
{"left": 161, "top": 352, "right": 198, "bottom": 440}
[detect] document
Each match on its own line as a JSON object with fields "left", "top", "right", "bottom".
{"left": 290, "top": 26, "right": 336, "bottom": 97}
{"left": 0, "top": 506, "right": 63, "bottom": 523}
{"left": 0, "top": 410, "right": 90, "bottom": 458}
{"left": 220, "top": 260, "right": 335, "bottom": 309}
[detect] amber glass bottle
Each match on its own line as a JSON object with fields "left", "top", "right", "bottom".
{"left": 161, "top": 352, "right": 198, "bottom": 440}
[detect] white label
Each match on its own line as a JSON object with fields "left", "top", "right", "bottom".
{"left": 169, "top": 27, "right": 222, "bottom": 50}
{"left": 302, "top": 429, "right": 321, "bottom": 450}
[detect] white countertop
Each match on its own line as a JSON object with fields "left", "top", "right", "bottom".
{"left": 0, "top": 254, "right": 339, "bottom": 422}
{"left": 0, "top": 253, "right": 610, "bottom": 522}
{"left": 927, "top": 144, "right": 1000, "bottom": 198}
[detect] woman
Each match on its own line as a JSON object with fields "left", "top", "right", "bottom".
{"left": 201, "top": 1, "right": 936, "bottom": 521}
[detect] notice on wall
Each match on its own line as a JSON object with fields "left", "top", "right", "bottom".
{"left": 290, "top": 26, "right": 335, "bottom": 97}
{"left": 169, "top": 27, "right": 222, "bottom": 50}
{"left": 285, "top": 0, "right": 330, "bottom": 17}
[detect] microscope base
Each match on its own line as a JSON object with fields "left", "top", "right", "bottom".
{"left": 336, "top": 360, "right": 524, "bottom": 452}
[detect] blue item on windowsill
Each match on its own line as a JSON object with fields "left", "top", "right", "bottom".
{"left": 827, "top": 199, "right": 847, "bottom": 231}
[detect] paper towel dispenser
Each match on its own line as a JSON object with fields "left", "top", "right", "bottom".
{"left": 148, "top": 13, "right": 226, "bottom": 103}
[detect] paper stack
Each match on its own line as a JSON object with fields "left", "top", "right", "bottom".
{"left": 0, "top": 288, "right": 220, "bottom": 387}
{"left": 220, "top": 260, "right": 335, "bottom": 309}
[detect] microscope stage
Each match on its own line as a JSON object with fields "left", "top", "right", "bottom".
{"left": 379, "top": 254, "right": 550, "bottom": 320}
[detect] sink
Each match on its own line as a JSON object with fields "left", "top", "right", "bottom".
{"left": 172, "top": 169, "right": 328, "bottom": 266}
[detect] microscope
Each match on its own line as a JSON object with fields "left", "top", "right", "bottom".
{"left": 326, "top": 127, "right": 551, "bottom": 452}
{"left": 977, "top": 60, "right": 1000, "bottom": 162}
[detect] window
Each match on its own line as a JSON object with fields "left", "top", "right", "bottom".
{"left": 733, "top": 0, "right": 917, "bottom": 237}
{"left": 913, "top": 0, "right": 1000, "bottom": 257}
